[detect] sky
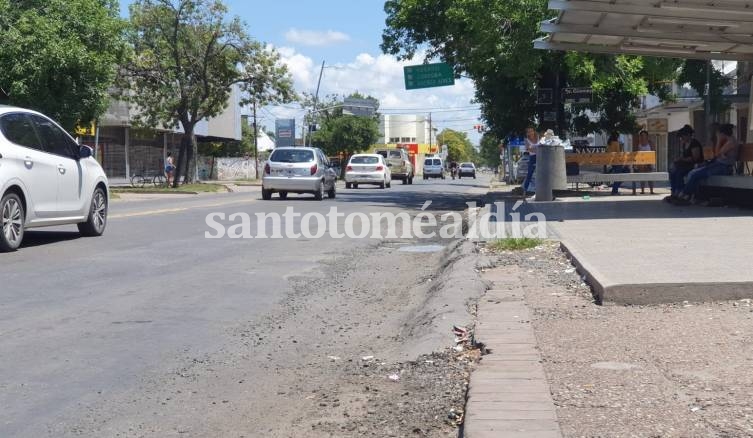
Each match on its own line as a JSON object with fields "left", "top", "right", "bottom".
{"left": 119, "top": 0, "right": 482, "bottom": 143}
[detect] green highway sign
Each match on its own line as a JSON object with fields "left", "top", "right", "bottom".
{"left": 403, "top": 63, "right": 455, "bottom": 90}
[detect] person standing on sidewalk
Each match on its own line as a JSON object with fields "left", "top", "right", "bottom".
{"left": 635, "top": 130, "right": 655, "bottom": 194}
{"left": 522, "top": 127, "right": 539, "bottom": 194}
{"left": 609, "top": 132, "right": 630, "bottom": 195}
{"left": 165, "top": 152, "right": 175, "bottom": 187}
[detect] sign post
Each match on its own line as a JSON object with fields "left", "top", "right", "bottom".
{"left": 404, "top": 63, "right": 455, "bottom": 90}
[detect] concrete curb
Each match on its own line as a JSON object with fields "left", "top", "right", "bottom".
{"left": 560, "top": 240, "right": 753, "bottom": 305}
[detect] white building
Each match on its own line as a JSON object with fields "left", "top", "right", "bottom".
{"left": 378, "top": 114, "right": 437, "bottom": 146}
{"left": 81, "top": 86, "right": 243, "bottom": 179}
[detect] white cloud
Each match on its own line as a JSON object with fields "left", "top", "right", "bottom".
{"left": 266, "top": 47, "right": 483, "bottom": 143}
{"left": 284, "top": 28, "right": 351, "bottom": 47}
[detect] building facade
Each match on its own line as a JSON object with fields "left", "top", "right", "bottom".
{"left": 79, "top": 86, "right": 242, "bottom": 180}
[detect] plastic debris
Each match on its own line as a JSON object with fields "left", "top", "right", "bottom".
{"left": 388, "top": 373, "right": 400, "bottom": 382}
{"left": 362, "top": 355, "right": 374, "bottom": 361}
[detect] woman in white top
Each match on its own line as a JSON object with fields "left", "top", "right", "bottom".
{"left": 522, "top": 127, "right": 539, "bottom": 194}
{"left": 635, "top": 130, "right": 654, "bottom": 194}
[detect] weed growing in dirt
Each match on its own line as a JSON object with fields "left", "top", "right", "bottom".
{"left": 489, "top": 237, "right": 543, "bottom": 251}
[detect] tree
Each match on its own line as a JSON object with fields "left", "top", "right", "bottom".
{"left": 382, "top": 0, "right": 680, "bottom": 137}
{"left": 122, "top": 0, "right": 267, "bottom": 186}
{"left": 479, "top": 132, "right": 502, "bottom": 168}
{"left": 310, "top": 93, "right": 380, "bottom": 157}
{"left": 565, "top": 53, "right": 683, "bottom": 134}
{"left": 678, "top": 60, "right": 731, "bottom": 119}
{"left": 0, "top": 0, "right": 126, "bottom": 131}
{"left": 436, "top": 128, "right": 474, "bottom": 162}
{"left": 240, "top": 46, "right": 296, "bottom": 178}
{"left": 382, "top": 0, "right": 549, "bottom": 138}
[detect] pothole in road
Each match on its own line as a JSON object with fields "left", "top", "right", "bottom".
{"left": 397, "top": 244, "right": 445, "bottom": 253}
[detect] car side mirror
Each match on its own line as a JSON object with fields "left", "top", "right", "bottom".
{"left": 387, "top": 163, "right": 393, "bottom": 167}
{"left": 78, "top": 145, "right": 92, "bottom": 159}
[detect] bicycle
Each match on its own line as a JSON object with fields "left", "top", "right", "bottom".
{"left": 130, "top": 169, "right": 167, "bottom": 188}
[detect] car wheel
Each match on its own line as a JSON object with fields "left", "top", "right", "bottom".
{"left": 327, "top": 182, "right": 336, "bottom": 199}
{"left": 402, "top": 177, "right": 407, "bottom": 185}
{"left": 279, "top": 191, "right": 288, "bottom": 200}
{"left": 386, "top": 180, "right": 391, "bottom": 188}
{"left": 408, "top": 175, "right": 413, "bottom": 185}
{"left": 345, "top": 182, "right": 352, "bottom": 189}
{"left": 473, "top": 174, "right": 476, "bottom": 179}
{"left": 314, "top": 181, "right": 324, "bottom": 200}
{"left": 0, "top": 192, "right": 24, "bottom": 252}
{"left": 353, "top": 183, "right": 359, "bottom": 189}
{"left": 262, "top": 188, "right": 272, "bottom": 200}
{"left": 379, "top": 181, "right": 385, "bottom": 189}
{"left": 78, "top": 187, "right": 108, "bottom": 237}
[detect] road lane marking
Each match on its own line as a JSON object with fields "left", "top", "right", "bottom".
{"left": 110, "top": 198, "right": 258, "bottom": 219}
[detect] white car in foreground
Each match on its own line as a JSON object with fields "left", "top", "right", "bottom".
{"left": 0, "top": 106, "right": 109, "bottom": 252}
{"left": 345, "top": 154, "right": 391, "bottom": 189}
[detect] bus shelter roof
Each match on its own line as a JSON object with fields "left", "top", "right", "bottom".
{"left": 535, "top": 0, "right": 753, "bottom": 61}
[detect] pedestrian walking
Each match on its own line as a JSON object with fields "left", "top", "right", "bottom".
{"left": 165, "top": 152, "right": 175, "bottom": 186}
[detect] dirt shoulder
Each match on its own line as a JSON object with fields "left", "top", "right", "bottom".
{"left": 55, "top": 240, "right": 486, "bottom": 438}
{"left": 484, "top": 241, "right": 753, "bottom": 437}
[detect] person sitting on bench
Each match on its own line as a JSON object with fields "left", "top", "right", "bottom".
{"left": 666, "top": 125, "right": 704, "bottom": 202}
{"left": 675, "top": 123, "right": 738, "bottom": 204}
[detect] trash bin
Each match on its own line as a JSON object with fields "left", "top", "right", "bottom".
{"left": 534, "top": 143, "right": 567, "bottom": 202}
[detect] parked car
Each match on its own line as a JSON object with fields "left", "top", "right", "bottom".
{"left": 374, "top": 148, "right": 414, "bottom": 184}
{"left": 423, "top": 157, "right": 445, "bottom": 180}
{"left": 0, "top": 106, "right": 109, "bottom": 252}
{"left": 458, "top": 162, "right": 476, "bottom": 179}
{"left": 262, "top": 147, "right": 337, "bottom": 200}
{"left": 344, "top": 154, "right": 391, "bottom": 189}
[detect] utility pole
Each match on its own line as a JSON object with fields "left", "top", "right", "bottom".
{"left": 428, "top": 112, "right": 432, "bottom": 153}
{"left": 309, "top": 60, "right": 326, "bottom": 147}
{"left": 253, "top": 100, "right": 259, "bottom": 179}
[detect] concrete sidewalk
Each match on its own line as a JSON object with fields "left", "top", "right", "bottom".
{"left": 486, "top": 189, "right": 753, "bottom": 304}
{"left": 463, "top": 266, "right": 563, "bottom": 438}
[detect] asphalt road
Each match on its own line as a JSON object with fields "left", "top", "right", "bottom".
{"left": 1, "top": 174, "right": 490, "bottom": 437}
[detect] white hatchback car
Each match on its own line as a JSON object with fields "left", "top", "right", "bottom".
{"left": 344, "top": 154, "right": 391, "bottom": 189}
{"left": 0, "top": 106, "right": 109, "bottom": 252}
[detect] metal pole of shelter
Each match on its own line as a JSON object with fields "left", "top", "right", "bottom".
{"left": 705, "top": 60, "right": 712, "bottom": 146}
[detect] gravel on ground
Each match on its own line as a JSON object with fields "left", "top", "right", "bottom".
{"left": 482, "top": 241, "right": 753, "bottom": 438}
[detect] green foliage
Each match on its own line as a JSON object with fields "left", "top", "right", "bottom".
{"left": 436, "top": 128, "right": 474, "bottom": 162}
{"left": 490, "top": 237, "right": 543, "bottom": 251}
{"left": 311, "top": 114, "right": 379, "bottom": 157}
{"left": 382, "top": 0, "right": 681, "bottom": 137}
{"left": 382, "top": 0, "right": 550, "bottom": 137}
{"left": 0, "top": 0, "right": 126, "bottom": 131}
{"left": 308, "top": 93, "right": 380, "bottom": 156}
{"left": 565, "top": 54, "right": 683, "bottom": 134}
{"left": 122, "top": 0, "right": 294, "bottom": 185}
{"left": 240, "top": 46, "right": 297, "bottom": 107}
{"left": 479, "top": 132, "right": 501, "bottom": 167}
{"left": 678, "top": 60, "right": 730, "bottom": 117}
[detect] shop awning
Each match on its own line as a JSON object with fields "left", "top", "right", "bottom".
{"left": 535, "top": 0, "right": 753, "bottom": 61}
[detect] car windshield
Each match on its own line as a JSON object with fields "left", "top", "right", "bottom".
{"left": 388, "top": 150, "right": 402, "bottom": 158}
{"left": 433, "top": 159, "right": 441, "bottom": 165}
{"left": 351, "top": 156, "right": 379, "bottom": 164}
{"left": 461, "top": 163, "right": 473, "bottom": 168}
{"left": 375, "top": 150, "right": 388, "bottom": 158}
{"left": 424, "top": 159, "right": 433, "bottom": 165}
{"left": 270, "top": 149, "right": 314, "bottom": 163}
